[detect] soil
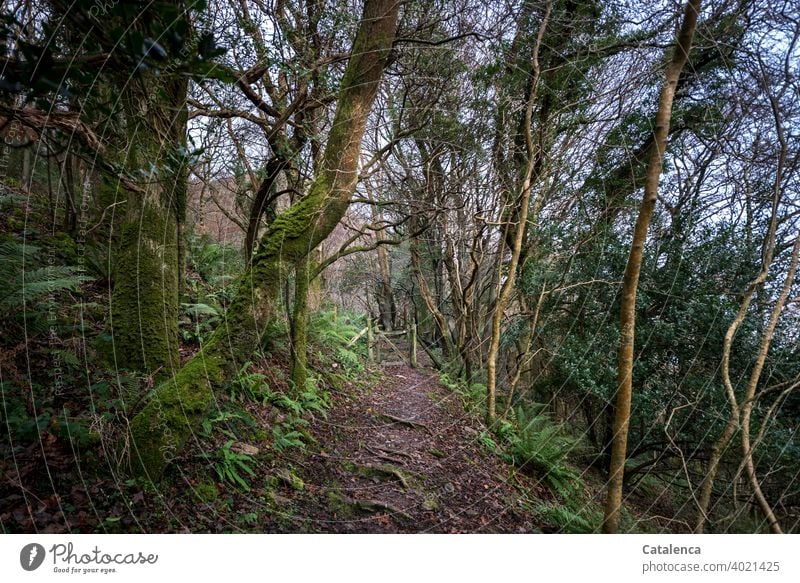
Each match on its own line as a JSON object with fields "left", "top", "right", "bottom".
{"left": 282, "top": 338, "right": 544, "bottom": 533}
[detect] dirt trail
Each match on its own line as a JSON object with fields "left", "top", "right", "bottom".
{"left": 290, "top": 338, "right": 541, "bottom": 533}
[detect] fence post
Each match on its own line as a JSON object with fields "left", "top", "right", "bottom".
{"left": 367, "top": 317, "right": 374, "bottom": 363}
{"left": 409, "top": 318, "right": 417, "bottom": 368}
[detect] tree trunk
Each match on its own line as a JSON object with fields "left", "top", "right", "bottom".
{"left": 694, "top": 53, "right": 792, "bottom": 534}
{"left": 368, "top": 184, "right": 395, "bottom": 331}
{"left": 109, "top": 70, "right": 188, "bottom": 380}
{"left": 602, "top": 0, "right": 700, "bottom": 534}
{"left": 486, "top": 1, "right": 551, "bottom": 424}
{"left": 291, "top": 255, "right": 313, "bottom": 391}
{"left": 127, "top": 0, "right": 400, "bottom": 480}
{"left": 410, "top": 236, "right": 454, "bottom": 361}
{"left": 244, "top": 156, "right": 288, "bottom": 261}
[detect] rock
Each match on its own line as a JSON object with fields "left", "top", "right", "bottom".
{"left": 276, "top": 468, "right": 305, "bottom": 491}
{"left": 269, "top": 492, "right": 293, "bottom": 508}
{"left": 231, "top": 442, "right": 260, "bottom": 456}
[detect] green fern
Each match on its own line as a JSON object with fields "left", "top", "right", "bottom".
{"left": 214, "top": 440, "right": 256, "bottom": 491}
{"left": 272, "top": 424, "right": 306, "bottom": 451}
{"left": 501, "top": 405, "right": 583, "bottom": 497}
{"left": 0, "top": 239, "right": 92, "bottom": 342}
{"left": 230, "top": 361, "right": 273, "bottom": 405}
{"left": 534, "top": 501, "right": 601, "bottom": 533}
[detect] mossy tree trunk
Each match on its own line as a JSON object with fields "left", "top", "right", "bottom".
{"left": 108, "top": 17, "right": 189, "bottom": 381}
{"left": 128, "top": 0, "right": 400, "bottom": 480}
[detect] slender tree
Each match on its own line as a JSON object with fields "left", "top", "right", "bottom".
{"left": 603, "top": 0, "right": 701, "bottom": 534}
{"left": 486, "top": 0, "right": 552, "bottom": 424}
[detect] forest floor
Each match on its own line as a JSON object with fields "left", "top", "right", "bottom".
{"left": 279, "top": 338, "right": 546, "bottom": 533}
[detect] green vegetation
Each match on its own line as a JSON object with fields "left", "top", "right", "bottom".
{"left": 1, "top": 0, "right": 797, "bottom": 536}
{"left": 213, "top": 440, "right": 257, "bottom": 492}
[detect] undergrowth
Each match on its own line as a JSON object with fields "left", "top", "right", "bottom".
{"left": 440, "top": 370, "right": 595, "bottom": 525}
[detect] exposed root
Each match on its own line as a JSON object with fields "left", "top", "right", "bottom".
{"left": 376, "top": 412, "right": 432, "bottom": 435}
{"left": 365, "top": 444, "right": 412, "bottom": 464}
{"left": 341, "top": 494, "right": 413, "bottom": 521}
{"left": 344, "top": 461, "right": 416, "bottom": 490}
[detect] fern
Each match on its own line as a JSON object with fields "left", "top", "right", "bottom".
{"left": 495, "top": 405, "right": 583, "bottom": 497}
{"left": 534, "top": 502, "right": 600, "bottom": 533}
{"left": 214, "top": 440, "right": 256, "bottom": 491}
{"left": 230, "top": 361, "right": 273, "bottom": 405}
{"left": 272, "top": 424, "right": 306, "bottom": 451}
{"left": 0, "top": 239, "right": 92, "bottom": 342}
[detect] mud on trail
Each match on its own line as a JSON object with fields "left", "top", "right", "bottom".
{"left": 283, "top": 340, "right": 543, "bottom": 533}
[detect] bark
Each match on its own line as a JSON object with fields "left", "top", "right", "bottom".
{"left": 410, "top": 233, "right": 455, "bottom": 360}
{"left": 291, "top": 256, "right": 313, "bottom": 391}
{"left": 411, "top": 140, "right": 454, "bottom": 359}
{"left": 603, "top": 0, "right": 701, "bottom": 534}
{"left": 367, "top": 181, "right": 395, "bottom": 330}
{"left": 127, "top": 0, "right": 400, "bottom": 480}
{"left": 486, "top": 1, "right": 551, "bottom": 425}
{"left": 739, "top": 237, "right": 798, "bottom": 533}
{"left": 109, "top": 40, "right": 189, "bottom": 380}
{"left": 701, "top": 235, "right": 798, "bottom": 534}
{"left": 694, "top": 56, "right": 790, "bottom": 534}
{"left": 244, "top": 155, "right": 288, "bottom": 261}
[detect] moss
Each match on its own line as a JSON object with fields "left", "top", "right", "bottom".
{"left": 251, "top": 428, "right": 269, "bottom": 442}
{"left": 343, "top": 461, "right": 416, "bottom": 490}
{"left": 128, "top": 350, "right": 220, "bottom": 479}
{"left": 326, "top": 487, "right": 354, "bottom": 519}
{"left": 193, "top": 481, "right": 219, "bottom": 503}
{"left": 275, "top": 468, "right": 305, "bottom": 491}
{"left": 110, "top": 202, "right": 180, "bottom": 379}
{"left": 422, "top": 494, "right": 439, "bottom": 511}
{"left": 124, "top": 0, "right": 397, "bottom": 482}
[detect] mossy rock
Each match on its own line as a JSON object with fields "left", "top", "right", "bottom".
{"left": 422, "top": 494, "right": 439, "bottom": 511}
{"left": 268, "top": 491, "right": 293, "bottom": 509}
{"left": 326, "top": 489, "right": 354, "bottom": 519}
{"left": 193, "top": 481, "right": 219, "bottom": 503}
{"left": 275, "top": 468, "right": 305, "bottom": 491}
{"left": 342, "top": 461, "right": 416, "bottom": 490}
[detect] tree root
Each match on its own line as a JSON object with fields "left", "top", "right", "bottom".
{"left": 344, "top": 460, "right": 416, "bottom": 490}
{"left": 376, "top": 413, "right": 432, "bottom": 435}
{"left": 365, "top": 444, "right": 413, "bottom": 464}
{"left": 339, "top": 494, "right": 413, "bottom": 521}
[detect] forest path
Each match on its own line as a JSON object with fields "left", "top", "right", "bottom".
{"left": 289, "top": 337, "right": 540, "bottom": 533}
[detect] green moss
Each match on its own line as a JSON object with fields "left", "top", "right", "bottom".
{"left": 193, "top": 481, "right": 219, "bottom": 503}
{"left": 110, "top": 202, "right": 180, "bottom": 379}
{"left": 128, "top": 350, "right": 220, "bottom": 479}
{"left": 276, "top": 468, "right": 305, "bottom": 491}
{"left": 251, "top": 428, "right": 269, "bottom": 442}
{"left": 422, "top": 494, "right": 439, "bottom": 511}
{"left": 326, "top": 487, "right": 354, "bottom": 519}
{"left": 124, "top": 0, "right": 396, "bottom": 483}
{"left": 291, "top": 259, "right": 312, "bottom": 391}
